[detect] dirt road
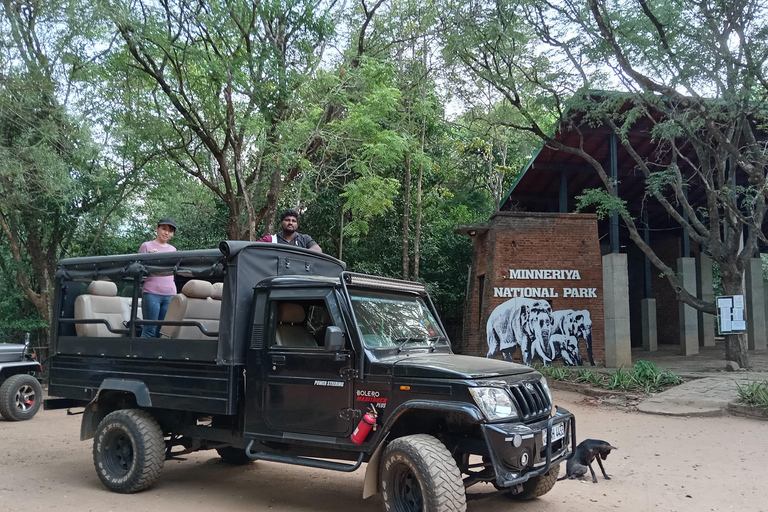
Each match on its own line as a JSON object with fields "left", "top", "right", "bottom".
{"left": 2, "top": 390, "right": 766, "bottom": 512}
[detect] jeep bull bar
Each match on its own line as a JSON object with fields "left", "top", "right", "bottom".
{"left": 483, "top": 406, "right": 576, "bottom": 488}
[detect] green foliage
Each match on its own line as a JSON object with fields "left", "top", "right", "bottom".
{"left": 645, "top": 168, "right": 679, "bottom": 195}
{"left": 536, "top": 361, "right": 682, "bottom": 394}
{"left": 604, "top": 367, "right": 629, "bottom": 390}
{"left": 95, "top": 0, "right": 344, "bottom": 239}
{"left": 0, "top": 277, "right": 48, "bottom": 344}
{"left": 538, "top": 365, "right": 569, "bottom": 381}
{"left": 575, "top": 189, "right": 630, "bottom": 220}
{"left": 575, "top": 368, "right": 605, "bottom": 386}
{"left": 0, "top": 0, "right": 135, "bottom": 338}
{"left": 736, "top": 381, "right": 768, "bottom": 408}
{"left": 341, "top": 174, "right": 401, "bottom": 240}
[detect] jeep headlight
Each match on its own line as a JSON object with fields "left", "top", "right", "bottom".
{"left": 468, "top": 387, "right": 518, "bottom": 421}
{"left": 539, "top": 376, "right": 553, "bottom": 403}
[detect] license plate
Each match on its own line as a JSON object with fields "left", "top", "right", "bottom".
{"left": 542, "top": 422, "right": 565, "bottom": 445}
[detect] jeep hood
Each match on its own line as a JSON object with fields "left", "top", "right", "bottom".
{"left": 387, "top": 354, "right": 534, "bottom": 379}
{"left": 0, "top": 343, "right": 26, "bottom": 363}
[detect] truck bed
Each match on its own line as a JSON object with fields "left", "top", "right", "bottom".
{"left": 49, "top": 355, "right": 239, "bottom": 415}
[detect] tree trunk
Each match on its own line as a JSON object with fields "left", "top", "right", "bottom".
{"left": 339, "top": 207, "right": 344, "bottom": 261}
{"left": 226, "top": 215, "right": 241, "bottom": 240}
{"left": 721, "top": 266, "right": 750, "bottom": 368}
{"left": 402, "top": 154, "right": 412, "bottom": 280}
{"left": 264, "top": 156, "right": 283, "bottom": 239}
{"left": 488, "top": 137, "right": 500, "bottom": 211}
{"left": 413, "top": 119, "right": 426, "bottom": 281}
{"left": 495, "top": 137, "right": 508, "bottom": 212}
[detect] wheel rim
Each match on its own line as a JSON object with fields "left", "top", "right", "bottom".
{"left": 391, "top": 464, "right": 423, "bottom": 512}
{"left": 103, "top": 429, "right": 134, "bottom": 476}
{"left": 14, "top": 385, "right": 36, "bottom": 412}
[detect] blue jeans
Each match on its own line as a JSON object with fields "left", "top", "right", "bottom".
{"left": 141, "top": 292, "right": 173, "bottom": 338}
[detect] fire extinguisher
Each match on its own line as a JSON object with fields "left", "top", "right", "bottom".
{"left": 350, "top": 405, "right": 378, "bottom": 445}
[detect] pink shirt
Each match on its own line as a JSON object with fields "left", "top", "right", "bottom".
{"left": 139, "top": 241, "right": 177, "bottom": 295}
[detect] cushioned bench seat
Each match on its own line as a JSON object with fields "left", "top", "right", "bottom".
{"left": 160, "top": 280, "right": 222, "bottom": 340}
{"left": 74, "top": 281, "right": 125, "bottom": 337}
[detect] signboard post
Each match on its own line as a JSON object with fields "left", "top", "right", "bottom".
{"left": 717, "top": 295, "right": 747, "bottom": 334}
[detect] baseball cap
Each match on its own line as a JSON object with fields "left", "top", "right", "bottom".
{"left": 157, "top": 218, "right": 177, "bottom": 230}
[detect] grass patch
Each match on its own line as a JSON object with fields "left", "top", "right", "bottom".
{"left": 536, "top": 360, "right": 682, "bottom": 393}
{"left": 575, "top": 368, "right": 605, "bottom": 386}
{"left": 736, "top": 381, "right": 768, "bottom": 408}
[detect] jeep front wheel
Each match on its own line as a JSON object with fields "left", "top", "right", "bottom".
{"left": 380, "top": 434, "right": 466, "bottom": 512}
{"left": 0, "top": 374, "right": 42, "bottom": 421}
{"left": 505, "top": 463, "right": 560, "bottom": 501}
{"left": 93, "top": 409, "right": 165, "bottom": 493}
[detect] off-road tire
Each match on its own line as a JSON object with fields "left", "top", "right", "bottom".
{"left": 506, "top": 464, "right": 560, "bottom": 501}
{"left": 216, "top": 446, "right": 253, "bottom": 465}
{"left": 380, "top": 434, "right": 466, "bottom": 512}
{"left": 0, "top": 374, "right": 42, "bottom": 421}
{"left": 93, "top": 409, "right": 165, "bottom": 493}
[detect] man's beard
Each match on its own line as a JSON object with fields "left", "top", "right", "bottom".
{"left": 283, "top": 225, "right": 296, "bottom": 234}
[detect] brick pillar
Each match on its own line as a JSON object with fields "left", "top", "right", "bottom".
{"left": 696, "top": 253, "right": 715, "bottom": 347}
{"left": 603, "top": 253, "right": 631, "bottom": 367}
{"left": 641, "top": 298, "right": 657, "bottom": 351}
{"left": 678, "top": 257, "right": 699, "bottom": 355}
{"left": 746, "top": 258, "right": 767, "bottom": 351}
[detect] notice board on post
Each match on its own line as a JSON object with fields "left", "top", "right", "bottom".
{"left": 717, "top": 295, "right": 747, "bottom": 334}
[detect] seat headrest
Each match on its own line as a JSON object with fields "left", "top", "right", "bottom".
{"left": 211, "top": 282, "right": 223, "bottom": 300}
{"left": 278, "top": 303, "right": 305, "bottom": 324}
{"left": 88, "top": 281, "right": 118, "bottom": 297}
{"left": 182, "top": 280, "right": 213, "bottom": 299}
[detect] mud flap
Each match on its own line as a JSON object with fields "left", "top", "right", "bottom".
{"left": 362, "top": 442, "right": 385, "bottom": 499}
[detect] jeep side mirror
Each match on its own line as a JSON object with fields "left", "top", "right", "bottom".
{"left": 324, "top": 326, "right": 345, "bottom": 351}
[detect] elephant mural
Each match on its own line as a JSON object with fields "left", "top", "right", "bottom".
{"left": 486, "top": 298, "right": 554, "bottom": 365}
{"left": 486, "top": 299, "right": 594, "bottom": 366}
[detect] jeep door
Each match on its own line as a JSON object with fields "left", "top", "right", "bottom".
{"left": 261, "top": 289, "right": 354, "bottom": 436}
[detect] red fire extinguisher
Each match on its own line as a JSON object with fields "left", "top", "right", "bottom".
{"left": 350, "top": 405, "right": 378, "bottom": 445}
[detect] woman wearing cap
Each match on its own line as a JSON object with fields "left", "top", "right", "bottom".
{"left": 138, "top": 218, "right": 177, "bottom": 337}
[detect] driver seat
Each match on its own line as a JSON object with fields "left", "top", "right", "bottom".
{"left": 275, "top": 303, "right": 318, "bottom": 348}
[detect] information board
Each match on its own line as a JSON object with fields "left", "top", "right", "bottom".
{"left": 717, "top": 295, "right": 747, "bottom": 334}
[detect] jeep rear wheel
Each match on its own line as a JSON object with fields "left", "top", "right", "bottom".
{"left": 93, "top": 409, "right": 165, "bottom": 493}
{"left": 380, "top": 434, "right": 466, "bottom": 512}
{"left": 0, "top": 374, "right": 42, "bottom": 421}
{"left": 505, "top": 464, "right": 560, "bottom": 501}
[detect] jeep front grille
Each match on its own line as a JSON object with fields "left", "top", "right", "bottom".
{"left": 508, "top": 381, "right": 552, "bottom": 420}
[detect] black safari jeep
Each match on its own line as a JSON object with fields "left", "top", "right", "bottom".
{"left": 45, "top": 242, "right": 574, "bottom": 511}
{"left": 0, "top": 337, "right": 43, "bottom": 421}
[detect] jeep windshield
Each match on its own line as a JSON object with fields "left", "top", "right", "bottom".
{"left": 349, "top": 289, "right": 447, "bottom": 349}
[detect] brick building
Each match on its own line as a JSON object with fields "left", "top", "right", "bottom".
{"left": 457, "top": 212, "right": 606, "bottom": 366}
{"left": 457, "top": 98, "right": 768, "bottom": 366}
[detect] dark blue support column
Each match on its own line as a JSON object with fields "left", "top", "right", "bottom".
{"left": 609, "top": 132, "right": 619, "bottom": 253}
{"left": 559, "top": 172, "right": 568, "bottom": 213}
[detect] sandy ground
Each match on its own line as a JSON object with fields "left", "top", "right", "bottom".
{"left": 1, "top": 390, "right": 767, "bottom": 512}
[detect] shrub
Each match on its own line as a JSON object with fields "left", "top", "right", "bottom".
{"left": 606, "top": 367, "right": 635, "bottom": 390}
{"left": 534, "top": 360, "right": 681, "bottom": 393}
{"left": 736, "top": 381, "right": 768, "bottom": 408}
{"left": 631, "top": 361, "right": 682, "bottom": 392}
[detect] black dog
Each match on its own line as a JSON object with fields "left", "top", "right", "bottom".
{"left": 558, "top": 439, "right": 617, "bottom": 483}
